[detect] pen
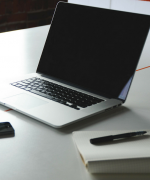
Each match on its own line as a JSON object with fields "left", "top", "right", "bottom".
{"left": 90, "top": 131, "right": 147, "bottom": 145}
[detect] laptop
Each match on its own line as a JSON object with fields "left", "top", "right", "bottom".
{"left": 0, "top": 2, "right": 150, "bottom": 128}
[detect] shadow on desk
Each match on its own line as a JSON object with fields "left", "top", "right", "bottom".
{"left": 59, "top": 106, "right": 130, "bottom": 134}
{"left": 5, "top": 104, "right": 148, "bottom": 135}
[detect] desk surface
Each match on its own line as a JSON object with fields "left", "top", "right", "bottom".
{"left": 0, "top": 26, "right": 150, "bottom": 180}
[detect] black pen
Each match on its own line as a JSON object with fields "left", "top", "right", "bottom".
{"left": 90, "top": 131, "right": 147, "bottom": 145}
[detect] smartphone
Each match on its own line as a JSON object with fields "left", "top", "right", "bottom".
{"left": 0, "top": 122, "right": 15, "bottom": 136}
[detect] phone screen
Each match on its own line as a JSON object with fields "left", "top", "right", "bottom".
{"left": 0, "top": 122, "right": 15, "bottom": 136}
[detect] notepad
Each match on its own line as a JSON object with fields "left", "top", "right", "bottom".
{"left": 72, "top": 131, "right": 150, "bottom": 173}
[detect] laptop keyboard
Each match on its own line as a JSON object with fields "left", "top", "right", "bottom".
{"left": 11, "top": 77, "right": 104, "bottom": 110}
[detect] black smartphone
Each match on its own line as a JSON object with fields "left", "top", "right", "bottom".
{"left": 0, "top": 122, "right": 15, "bottom": 136}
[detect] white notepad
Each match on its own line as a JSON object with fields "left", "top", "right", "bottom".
{"left": 72, "top": 130, "right": 150, "bottom": 173}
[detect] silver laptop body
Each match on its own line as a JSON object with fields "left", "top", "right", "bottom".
{"left": 0, "top": 2, "right": 150, "bottom": 128}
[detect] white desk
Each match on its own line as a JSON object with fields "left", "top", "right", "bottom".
{"left": 0, "top": 26, "right": 150, "bottom": 180}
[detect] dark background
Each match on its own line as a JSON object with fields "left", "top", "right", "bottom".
{"left": 0, "top": 0, "right": 67, "bottom": 33}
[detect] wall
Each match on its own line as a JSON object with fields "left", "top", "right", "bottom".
{"left": 0, "top": 0, "right": 67, "bottom": 33}
{"left": 68, "top": 0, "right": 150, "bottom": 15}
{"left": 1, "top": 0, "right": 150, "bottom": 33}
{"left": 68, "top": 0, "right": 111, "bottom": 8}
{"left": 111, "top": 0, "right": 150, "bottom": 14}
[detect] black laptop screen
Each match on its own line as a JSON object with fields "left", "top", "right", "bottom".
{"left": 37, "top": 2, "right": 150, "bottom": 101}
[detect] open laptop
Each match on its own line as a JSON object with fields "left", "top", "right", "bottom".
{"left": 0, "top": 2, "right": 150, "bottom": 128}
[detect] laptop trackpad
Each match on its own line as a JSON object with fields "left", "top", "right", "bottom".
{"left": 4, "top": 93, "right": 48, "bottom": 109}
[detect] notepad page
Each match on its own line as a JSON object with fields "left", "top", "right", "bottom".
{"left": 72, "top": 130, "right": 150, "bottom": 163}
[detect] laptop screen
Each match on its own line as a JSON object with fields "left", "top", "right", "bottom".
{"left": 37, "top": 2, "right": 150, "bottom": 101}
